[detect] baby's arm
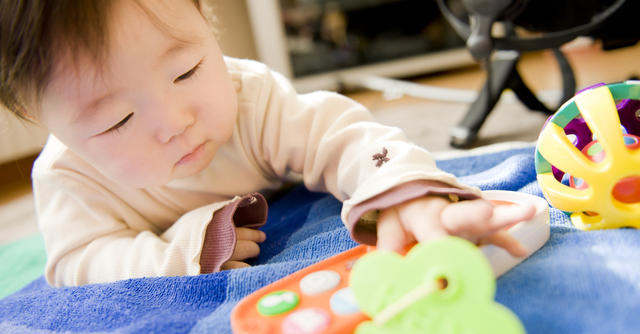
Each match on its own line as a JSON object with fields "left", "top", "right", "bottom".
{"left": 376, "top": 195, "right": 535, "bottom": 256}
{"left": 230, "top": 58, "right": 529, "bottom": 256}
{"left": 33, "top": 147, "right": 268, "bottom": 286}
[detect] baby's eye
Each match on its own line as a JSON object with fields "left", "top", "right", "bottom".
{"left": 174, "top": 61, "right": 202, "bottom": 83}
{"left": 105, "top": 113, "right": 133, "bottom": 134}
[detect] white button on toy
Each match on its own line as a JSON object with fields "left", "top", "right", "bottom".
{"left": 299, "top": 270, "right": 341, "bottom": 295}
{"left": 329, "top": 287, "right": 360, "bottom": 315}
{"left": 281, "top": 307, "right": 331, "bottom": 334}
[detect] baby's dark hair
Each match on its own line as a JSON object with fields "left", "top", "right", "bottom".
{"left": 0, "top": 0, "right": 211, "bottom": 121}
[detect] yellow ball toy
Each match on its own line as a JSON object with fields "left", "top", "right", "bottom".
{"left": 535, "top": 81, "right": 640, "bottom": 230}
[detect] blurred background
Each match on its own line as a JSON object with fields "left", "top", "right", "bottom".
{"left": 3, "top": 0, "right": 640, "bottom": 247}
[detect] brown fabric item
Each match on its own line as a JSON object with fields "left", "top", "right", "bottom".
{"left": 199, "top": 193, "right": 268, "bottom": 274}
{"left": 347, "top": 180, "right": 480, "bottom": 245}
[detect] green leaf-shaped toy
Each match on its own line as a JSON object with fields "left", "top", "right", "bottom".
{"left": 349, "top": 237, "right": 525, "bottom": 334}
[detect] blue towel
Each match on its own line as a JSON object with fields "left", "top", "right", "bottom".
{"left": 1, "top": 146, "right": 639, "bottom": 334}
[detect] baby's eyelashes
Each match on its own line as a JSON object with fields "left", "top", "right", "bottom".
{"left": 174, "top": 60, "right": 203, "bottom": 83}
{"left": 104, "top": 113, "right": 133, "bottom": 135}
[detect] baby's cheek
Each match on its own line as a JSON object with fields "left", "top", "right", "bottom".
{"left": 101, "top": 150, "right": 171, "bottom": 188}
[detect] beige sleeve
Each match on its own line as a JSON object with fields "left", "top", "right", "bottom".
{"left": 232, "top": 60, "right": 482, "bottom": 227}
{"left": 32, "top": 166, "right": 240, "bottom": 287}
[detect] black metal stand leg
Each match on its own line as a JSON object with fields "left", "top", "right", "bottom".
{"left": 450, "top": 51, "right": 520, "bottom": 148}
{"left": 509, "top": 49, "right": 575, "bottom": 115}
{"left": 449, "top": 48, "right": 576, "bottom": 148}
{"left": 509, "top": 69, "right": 553, "bottom": 114}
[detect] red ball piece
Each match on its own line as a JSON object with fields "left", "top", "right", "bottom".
{"left": 569, "top": 134, "right": 640, "bottom": 204}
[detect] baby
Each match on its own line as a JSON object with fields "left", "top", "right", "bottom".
{"left": 0, "top": 0, "right": 534, "bottom": 286}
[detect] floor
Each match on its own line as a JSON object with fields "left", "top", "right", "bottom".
{"left": 349, "top": 40, "right": 640, "bottom": 152}
{"left": 2, "top": 40, "right": 640, "bottom": 247}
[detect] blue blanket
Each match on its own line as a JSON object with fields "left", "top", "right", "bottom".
{"left": 2, "top": 146, "right": 639, "bottom": 334}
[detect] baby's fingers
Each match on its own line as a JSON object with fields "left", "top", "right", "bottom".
{"left": 395, "top": 196, "right": 450, "bottom": 244}
{"left": 220, "top": 261, "right": 251, "bottom": 270}
{"left": 236, "top": 227, "right": 266, "bottom": 243}
{"left": 376, "top": 208, "right": 412, "bottom": 253}
{"left": 441, "top": 200, "right": 535, "bottom": 236}
{"left": 228, "top": 240, "right": 261, "bottom": 261}
{"left": 491, "top": 202, "right": 536, "bottom": 229}
{"left": 479, "top": 229, "right": 528, "bottom": 257}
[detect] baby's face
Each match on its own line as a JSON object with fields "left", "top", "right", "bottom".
{"left": 39, "top": 0, "right": 238, "bottom": 188}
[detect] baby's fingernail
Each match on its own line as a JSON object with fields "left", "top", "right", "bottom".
{"left": 259, "top": 231, "right": 266, "bottom": 240}
{"left": 515, "top": 243, "right": 529, "bottom": 257}
{"left": 376, "top": 244, "right": 404, "bottom": 255}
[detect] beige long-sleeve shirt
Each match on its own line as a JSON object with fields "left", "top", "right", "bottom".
{"left": 32, "top": 57, "right": 481, "bottom": 287}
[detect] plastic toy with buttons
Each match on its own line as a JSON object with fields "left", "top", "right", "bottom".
{"left": 231, "top": 191, "right": 549, "bottom": 334}
{"left": 231, "top": 237, "right": 525, "bottom": 334}
{"left": 535, "top": 81, "right": 640, "bottom": 230}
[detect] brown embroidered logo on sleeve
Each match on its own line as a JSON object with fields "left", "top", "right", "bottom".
{"left": 372, "top": 147, "right": 390, "bottom": 167}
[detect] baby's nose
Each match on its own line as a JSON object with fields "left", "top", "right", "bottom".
{"left": 155, "top": 107, "right": 196, "bottom": 143}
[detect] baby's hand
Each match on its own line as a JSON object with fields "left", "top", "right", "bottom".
{"left": 376, "top": 195, "right": 536, "bottom": 257}
{"left": 220, "top": 227, "right": 266, "bottom": 270}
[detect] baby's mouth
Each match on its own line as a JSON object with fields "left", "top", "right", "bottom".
{"left": 177, "top": 142, "right": 206, "bottom": 166}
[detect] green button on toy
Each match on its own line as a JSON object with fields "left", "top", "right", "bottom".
{"left": 257, "top": 290, "right": 300, "bottom": 316}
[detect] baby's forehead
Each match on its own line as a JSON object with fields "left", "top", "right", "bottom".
{"left": 48, "top": 1, "right": 203, "bottom": 88}
{"left": 0, "top": 0, "right": 208, "bottom": 120}
{"left": 44, "top": 3, "right": 207, "bottom": 117}
{"left": 46, "top": 45, "right": 108, "bottom": 95}
{"left": 54, "top": 1, "right": 198, "bottom": 63}
{"left": 42, "top": 57, "right": 107, "bottom": 125}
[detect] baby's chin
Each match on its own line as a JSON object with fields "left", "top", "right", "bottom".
{"left": 98, "top": 163, "right": 209, "bottom": 189}
{"left": 169, "top": 154, "right": 215, "bottom": 182}
{"left": 100, "top": 148, "right": 216, "bottom": 188}
{"left": 109, "top": 175, "right": 173, "bottom": 189}
{"left": 99, "top": 167, "right": 177, "bottom": 189}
